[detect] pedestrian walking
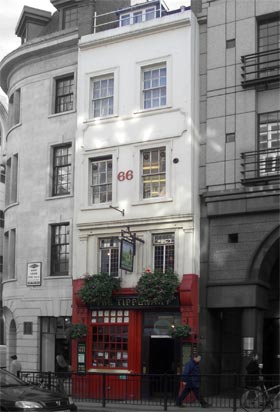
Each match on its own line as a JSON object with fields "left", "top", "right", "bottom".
{"left": 10, "top": 355, "right": 22, "bottom": 376}
{"left": 56, "top": 353, "right": 70, "bottom": 393}
{"left": 176, "top": 354, "right": 211, "bottom": 408}
{"left": 245, "top": 352, "right": 260, "bottom": 388}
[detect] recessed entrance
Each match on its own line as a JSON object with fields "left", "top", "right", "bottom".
{"left": 141, "top": 312, "right": 181, "bottom": 399}
{"left": 149, "top": 337, "right": 177, "bottom": 398}
{"left": 149, "top": 337, "right": 175, "bottom": 374}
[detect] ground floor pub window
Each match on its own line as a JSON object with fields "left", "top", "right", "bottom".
{"left": 92, "top": 309, "right": 129, "bottom": 369}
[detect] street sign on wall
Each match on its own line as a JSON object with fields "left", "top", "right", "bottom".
{"left": 27, "top": 262, "right": 42, "bottom": 286}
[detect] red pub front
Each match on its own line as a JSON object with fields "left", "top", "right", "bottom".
{"left": 71, "top": 274, "right": 199, "bottom": 400}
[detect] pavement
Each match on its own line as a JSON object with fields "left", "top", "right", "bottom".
{"left": 75, "top": 401, "right": 235, "bottom": 412}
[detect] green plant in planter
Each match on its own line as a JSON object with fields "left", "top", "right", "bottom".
{"left": 168, "top": 323, "right": 191, "bottom": 339}
{"left": 70, "top": 323, "right": 88, "bottom": 340}
{"left": 78, "top": 273, "right": 121, "bottom": 306}
{"left": 136, "top": 269, "right": 179, "bottom": 305}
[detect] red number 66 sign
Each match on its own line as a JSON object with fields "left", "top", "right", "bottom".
{"left": 117, "top": 170, "right": 134, "bottom": 181}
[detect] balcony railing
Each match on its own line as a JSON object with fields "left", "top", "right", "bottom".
{"left": 93, "top": 1, "right": 168, "bottom": 33}
{"left": 241, "top": 48, "right": 280, "bottom": 88}
{"left": 241, "top": 148, "right": 280, "bottom": 185}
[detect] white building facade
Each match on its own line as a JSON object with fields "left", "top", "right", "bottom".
{"left": 72, "top": 2, "right": 200, "bottom": 377}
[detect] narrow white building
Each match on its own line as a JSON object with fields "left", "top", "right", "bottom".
{"left": 72, "top": 0, "right": 200, "bottom": 380}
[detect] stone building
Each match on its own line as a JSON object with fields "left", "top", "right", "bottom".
{"left": 0, "top": 96, "right": 7, "bottom": 344}
{"left": 195, "top": 0, "right": 280, "bottom": 375}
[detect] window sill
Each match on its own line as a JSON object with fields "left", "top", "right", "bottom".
{"left": 80, "top": 203, "right": 113, "bottom": 212}
{"left": 6, "top": 123, "right": 22, "bottom": 139}
{"left": 2, "top": 278, "right": 17, "bottom": 285}
{"left": 4, "top": 202, "right": 19, "bottom": 212}
{"left": 48, "top": 109, "right": 76, "bottom": 119}
{"left": 84, "top": 114, "right": 119, "bottom": 124}
{"left": 45, "top": 194, "right": 73, "bottom": 201}
{"left": 133, "top": 105, "right": 172, "bottom": 116}
{"left": 131, "top": 197, "right": 173, "bottom": 206}
{"left": 44, "top": 275, "right": 70, "bottom": 279}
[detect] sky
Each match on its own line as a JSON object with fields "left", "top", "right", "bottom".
{"left": 0, "top": 0, "right": 189, "bottom": 99}
{"left": 0, "top": 1, "right": 56, "bottom": 61}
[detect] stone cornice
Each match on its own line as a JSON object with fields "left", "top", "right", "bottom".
{"left": 79, "top": 12, "right": 191, "bottom": 51}
{"left": 0, "top": 29, "right": 78, "bottom": 93}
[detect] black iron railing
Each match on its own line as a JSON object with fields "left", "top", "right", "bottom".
{"left": 241, "top": 48, "right": 280, "bottom": 88}
{"left": 18, "top": 371, "right": 280, "bottom": 410}
{"left": 241, "top": 148, "right": 280, "bottom": 185}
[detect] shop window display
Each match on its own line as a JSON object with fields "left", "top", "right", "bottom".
{"left": 92, "top": 310, "right": 129, "bottom": 369}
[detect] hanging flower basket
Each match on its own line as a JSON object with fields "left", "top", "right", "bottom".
{"left": 70, "top": 323, "right": 88, "bottom": 340}
{"left": 136, "top": 269, "right": 179, "bottom": 305}
{"left": 77, "top": 273, "right": 121, "bottom": 306}
{"left": 168, "top": 323, "right": 191, "bottom": 339}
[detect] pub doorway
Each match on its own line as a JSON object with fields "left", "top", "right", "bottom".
{"left": 141, "top": 311, "right": 182, "bottom": 400}
{"left": 149, "top": 337, "right": 179, "bottom": 398}
{"left": 149, "top": 337, "right": 175, "bottom": 374}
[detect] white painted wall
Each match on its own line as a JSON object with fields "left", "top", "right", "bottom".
{"left": 74, "top": 10, "right": 200, "bottom": 286}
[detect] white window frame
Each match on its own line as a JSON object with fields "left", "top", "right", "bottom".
{"left": 152, "top": 233, "right": 175, "bottom": 273}
{"left": 141, "top": 147, "right": 166, "bottom": 200}
{"left": 119, "top": 6, "right": 156, "bottom": 27}
{"left": 83, "top": 148, "right": 118, "bottom": 210}
{"left": 52, "top": 144, "right": 72, "bottom": 197}
{"left": 259, "top": 112, "right": 280, "bottom": 176}
{"left": 87, "top": 68, "right": 119, "bottom": 121}
{"left": 99, "top": 237, "right": 120, "bottom": 278}
{"left": 135, "top": 57, "right": 171, "bottom": 113}
{"left": 132, "top": 140, "right": 172, "bottom": 204}
{"left": 89, "top": 156, "right": 113, "bottom": 205}
{"left": 49, "top": 69, "right": 76, "bottom": 117}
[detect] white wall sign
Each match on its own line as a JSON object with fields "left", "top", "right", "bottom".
{"left": 27, "top": 262, "right": 42, "bottom": 286}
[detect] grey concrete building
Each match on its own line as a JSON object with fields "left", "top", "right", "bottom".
{"left": 195, "top": 0, "right": 280, "bottom": 375}
{"left": 0, "top": 96, "right": 7, "bottom": 345}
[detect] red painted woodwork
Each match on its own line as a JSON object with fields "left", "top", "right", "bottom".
{"left": 179, "top": 274, "right": 199, "bottom": 343}
{"left": 72, "top": 274, "right": 199, "bottom": 399}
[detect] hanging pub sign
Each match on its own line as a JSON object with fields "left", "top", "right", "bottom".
{"left": 120, "top": 238, "right": 134, "bottom": 272}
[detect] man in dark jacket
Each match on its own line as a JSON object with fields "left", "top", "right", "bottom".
{"left": 245, "top": 353, "right": 260, "bottom": 388}
{"left": 176, "top": 354, "right": 210, "bottom": 408}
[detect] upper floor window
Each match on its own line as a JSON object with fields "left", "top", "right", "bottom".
{"left": 141, "top": 147, "right": 166, "bottom": 199}
{"left": 53, "top": 145, "right": 72, "bottom": 196}
{"left": 55, "top": 75, "right": 74, "bottom": 114}
{"left": 91, "top": 75, "right": 114, "bottom": 118}
{"left": 258, "top": 17, "right": 280, "bottom": 77}
{"left": 258, "top": 17, "right": 280, "bottom": 53}
{"left": 142, "top": 63, "right": 166, "bottom": 110}
{"left": 99, "top": 237, "right": 119, "bottom": 277}
{"left": 0, "top": 165, "right": 5, "bottom": 184}
{"left": 153, "top": 233, "right": 174, "bottom": 273}
{"left": 259, "top": 111, "right": 280, "bottom": 176}
{"left": 5, "top": 154, "right": 18, "bottom": 206}
{"left": 51, "top": 223, "right": 70, "bottom": 276}
{"left": 8, "top": 89, "right": 21, "bottom": 129}
{"left": 63, "top": 6, "right": 78, "bottom": 29}
{"left": 90, "top": 156, "right": 112, "bottom": 204}
{"left": 3, "top": 229, "right": 16, "bottom": 280}
{"left": 119, "top": 6, "right": 156, "bottom": 26}
{"left": 0, "top": 210, "right": 4, "bottom": 228}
